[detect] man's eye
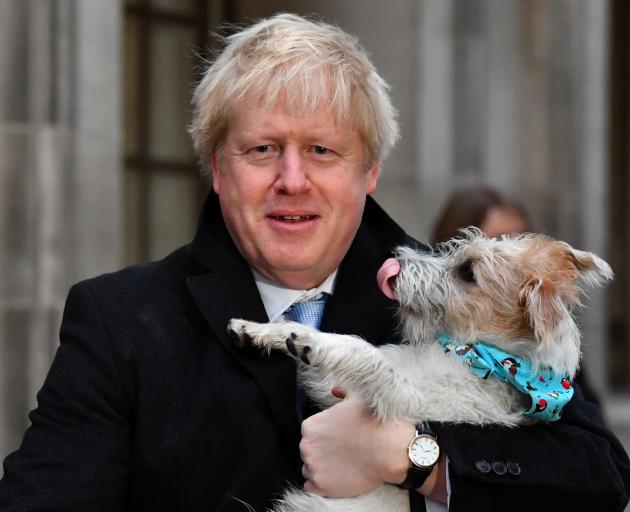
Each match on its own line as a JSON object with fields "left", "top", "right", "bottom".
{"left": 253, "top": 145, "right": 271, "bottom": 153}
{"left": 313, "top": 145, "right": 329, "bottom": 155}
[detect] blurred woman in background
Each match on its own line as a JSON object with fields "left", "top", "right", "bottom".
{"left": 432, "top": 185, "right": 529, "bottom": 243}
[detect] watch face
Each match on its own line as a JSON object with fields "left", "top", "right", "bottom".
{"left": 409, "top": 434, "right": 440, "bottom": 467}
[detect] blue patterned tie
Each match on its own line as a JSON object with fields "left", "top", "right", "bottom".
{"left": 285, "top": 296, "right": 328, "bottom": 422}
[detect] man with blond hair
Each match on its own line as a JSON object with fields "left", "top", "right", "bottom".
{"left": 1, "top": 13, "right": 628, "bottom": 511}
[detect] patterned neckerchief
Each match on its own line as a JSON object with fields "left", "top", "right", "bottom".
{"left": 437, "top": 333, "right": 574, "bottom": 422}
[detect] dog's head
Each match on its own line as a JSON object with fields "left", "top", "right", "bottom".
{"left": 378, "top": 229, "right": 613, "bottom": 377}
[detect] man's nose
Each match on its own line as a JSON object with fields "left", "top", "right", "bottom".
{"left": 273, "top": 147, "right": 310, "bottom": 194}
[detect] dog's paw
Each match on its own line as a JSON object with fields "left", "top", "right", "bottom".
{"left": 283, "top": 332, "right": 314, "bottom": 365}
{"left": 228, "top": 319, "right": 260, "bottom": 348}
{"left": 227, "top": 319, "right": 317, "bottom": 364}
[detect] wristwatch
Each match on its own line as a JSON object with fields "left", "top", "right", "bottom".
{"left": 397, "top": 423, "right": 440, "bottom": 490}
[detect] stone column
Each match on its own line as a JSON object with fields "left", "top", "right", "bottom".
{"left": 415, "top": 0, "right": 526, "bottom": 239}
{"left": 416, "top": 0, "right": 455, "bottom": 240}
{"left": 522, "top": 0, "right": 611, "bottom": 394}
{"left": 414, "top": 0, "right": 611, "bottom": 394}
{"left": 0, "top": 0, "right": 122, "bottom": 466}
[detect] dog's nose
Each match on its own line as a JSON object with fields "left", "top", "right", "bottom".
{"left": 377, "top": 258, "right": 400, "bottom": 300}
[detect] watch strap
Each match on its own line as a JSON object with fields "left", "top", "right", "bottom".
{"left": 396, "top": 423, "right": 438, "bottom": 491}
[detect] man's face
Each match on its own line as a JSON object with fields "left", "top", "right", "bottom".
{"left": 211, "top": 103, "right": 379, "bottom": 290}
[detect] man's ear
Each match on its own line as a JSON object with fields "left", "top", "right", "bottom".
{"left": 366, "top": 161, "right": 380, "bottom": 195}
{"left": 210, "top": 153, "right": 221, "bottom": 194}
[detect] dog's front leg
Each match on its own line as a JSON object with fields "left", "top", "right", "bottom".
{"left": 228, "top": 319, "right": 403, "bottom": 421}
{"left": 228, "top": 318, "right": 358, "bottom": 367}
{"left": 228, "top": 319, "right": 326, "bottom": 363}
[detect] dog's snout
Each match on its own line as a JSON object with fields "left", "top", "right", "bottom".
{"left": 377, "top": 258, "right": 400, "bottom": 300}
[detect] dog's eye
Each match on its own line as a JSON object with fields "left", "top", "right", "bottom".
{"left": 456, "top": 259, "right": 476, "bottom": 284}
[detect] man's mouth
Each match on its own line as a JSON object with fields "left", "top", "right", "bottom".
{"left": 271, "top": 215, "right": 316, "bottom": 222}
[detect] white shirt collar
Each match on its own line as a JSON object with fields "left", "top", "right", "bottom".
{"left": 252, "top": 269, "right": 337, "bottom": 322}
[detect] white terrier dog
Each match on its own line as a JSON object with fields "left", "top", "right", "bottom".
{"left": 228, "top": 230, "right": 613, "bottom": 512}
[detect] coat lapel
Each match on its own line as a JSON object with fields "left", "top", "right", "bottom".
{"left": 186, "top": 194, "right": 299, "bottom": 444}
{"left": 321, "top": 196, "right": 407, "bottom": 346}
{"left": 186, "top": 271, "right": 299, "bottom": 439}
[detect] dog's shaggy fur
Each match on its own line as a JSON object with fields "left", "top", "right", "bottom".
{"left": 229, "top": 230, "right": 613, "bottom": 512}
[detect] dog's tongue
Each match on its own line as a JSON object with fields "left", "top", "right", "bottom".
{"left": 377, "top": 258, "right": 400, "bottom": 300}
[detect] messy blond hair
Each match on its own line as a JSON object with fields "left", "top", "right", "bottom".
{"left": 189, "top": 13, "right": 399, "bottom": 172}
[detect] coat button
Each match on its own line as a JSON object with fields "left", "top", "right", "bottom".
{"left": 492, "top": 461, "right": 507, "bottom": 475}
{"left": 507, "top": 461, "right": 521, "bottom": 476}
{"left": 475, "top": 460, "right": 492, "bottom": 474}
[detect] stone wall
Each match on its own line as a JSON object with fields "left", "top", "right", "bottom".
{"left": 0, "top": 0, "right": 121, "bottom": 465}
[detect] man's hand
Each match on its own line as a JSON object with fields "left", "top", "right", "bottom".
{"left": 299, "top": 390, "right": 415, "bottom": 497}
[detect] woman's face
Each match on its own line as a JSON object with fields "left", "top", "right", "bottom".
{"left": 481, "top": 207, "right": 528, "bottom": 238}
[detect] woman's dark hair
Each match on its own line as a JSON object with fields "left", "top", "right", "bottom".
{"left": 431, "top": 186, "right": 529, "bottom": 244}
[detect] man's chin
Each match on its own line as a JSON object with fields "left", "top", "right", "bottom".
{"left": 259, "top": 260, "right": 332, "bottom": 289}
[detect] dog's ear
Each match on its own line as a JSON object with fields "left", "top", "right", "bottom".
{"left": 518, "top": 273, "right": 571, "bottom": 346}
{"left": 517, "top": 246, "right": 612, "bottom": 375}
{"left": 518, "top": 271, "right": 581, "bottom": 375}
{"left": 565, "top": 247, "right": 614, "bottom": 288}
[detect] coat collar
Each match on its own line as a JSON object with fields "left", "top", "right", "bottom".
{"left": 185, "top": 193, "right": 299, "bottom": 442}
{"left": 320, "top": 195, "right": 408, "bottom": 344}
{"left": 185, "top": 192, "right": 408, "bottom": 440}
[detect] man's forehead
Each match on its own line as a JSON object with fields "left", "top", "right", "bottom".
{"left": 228, "top": 99, "right": 357, "bottom": 138}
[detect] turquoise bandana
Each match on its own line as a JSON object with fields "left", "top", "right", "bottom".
{"left": 437, "top": 333, "right": 574, "bottom": 422}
